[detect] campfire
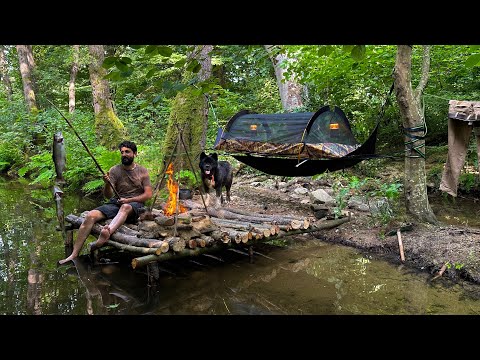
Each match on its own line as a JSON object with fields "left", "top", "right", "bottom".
{"left": 163, "top": 163, "right": 188, "bottom": 216}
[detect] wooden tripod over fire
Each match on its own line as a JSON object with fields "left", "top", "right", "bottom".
{"left": 148, "top": 124, "right": 209, "bottom": 235}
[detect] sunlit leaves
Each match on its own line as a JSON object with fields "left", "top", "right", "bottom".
{"left": 350, "top": 45, "right": 366, "bottom": 62}
{"left": 145, "top": 45, "right": 173, "bottom": 57}
{"left": 186, "top": 59, "right": 201, "bottom": 73}
{"left": 102, "top": 56, "right": 117, "bottom": 69}
{"left": 466, "top": 53, "right": 480, "bottom": 67}
{"left": 174, "top": 59, "right": 186, "bottom": 68}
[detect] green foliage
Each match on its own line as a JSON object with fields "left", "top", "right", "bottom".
{"left": 18, "top": 152, "right": 54, "bottom": 185}
{"left": 175, "top": 169, "right": 200, "bottom": 189}
{"left": 82, "top": 179, "right": 105, "bottom": 195}
{"left": 332, "top": 175, "right": 370, "bottom": 218}
{"left": 458, "top": 172, "right": 477, "bottom": 193}
{"left": 445, "top": 261, "right": 465, "bottom": 270}
{"left": 0, "top": 141, "right": 24, "bottom": 171}
{"left": 369, "top": 181, "right": 403, "bottom": 225}
{"left": 3, "top": 44, "right": 480, "bottom": 202}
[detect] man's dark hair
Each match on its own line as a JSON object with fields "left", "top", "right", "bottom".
{"left": 118, "top": 140, "right": 137, "bottom": 153}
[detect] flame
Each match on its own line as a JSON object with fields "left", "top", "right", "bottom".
{"left": 163, "top": 162, "right": 188, "bottom": 216}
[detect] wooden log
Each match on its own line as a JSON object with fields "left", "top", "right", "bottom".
{"left": 241, "top": 231, "right": 253, "bottom": 244}
{"left": 131, "top": 242, "right": 231, "bottom": 269}
{"left": 164, "top": 237, "right": 186, "bottom": 252}
{"left": 182, "top": 199, "right": 204, "bottom": 210}
{"left": 65, "top": 214, "right": 169, "bottom": 252}
{"left": 199, "top": 234, "right": 215, "bottom": 247}
{"left": 211, "top": 218, "right": 274, "bottom": 234}
{"left": 205, "top": 207, "right": 302, "bottom": 226}
{"left": 192, "top": 215, "right": 206, "bottom": 222}
{"left": 154, "top": 214, "right": 175, "bottom": 227}
{"left": 177, "top": 213, "right": 192, "bottom": 224}
{"left": 224, "top": 206, "right": 306, "bottom": 221}
{"left": 190, "top": 217, "right": 217, "bottom": 233}
{"left": 178, "top": 228, "right": 202, "bottom": 241}
{"left": 195, "top": 237, "right": 207, "bottom": 248}
{"left": 189, "top": 207, "right": 305, "bottom": 227}
{"left": 210, "top": 230, "right": 231, "bottom": 243}
{"left": 290, "top": 219, "right": 303, "bottom": 230}
{"left": 104, "top": 240, "right": 164, "bottom": 255}
{"left": 186, "top": 239, "right": 197, "bottom": 249}
{"left": 275, "top": 217, "right": 350, "bottom": 238}
{"left": 431, "top": 262, "right": 449, "bottom": 281}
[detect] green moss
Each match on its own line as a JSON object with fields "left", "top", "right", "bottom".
{"left": 94, "top": 107, "right": 127, "bottom": 150}
{"left": 163, "top": 88, "right": 206, "bottom": 174}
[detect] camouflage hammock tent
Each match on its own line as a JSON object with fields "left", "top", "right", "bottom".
{"left": 214, "top": 105, "right": 379, "bottom": 177}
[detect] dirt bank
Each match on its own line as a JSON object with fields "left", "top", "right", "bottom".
{"left": 223, "top": 172, "right": 480, "bottom": 286}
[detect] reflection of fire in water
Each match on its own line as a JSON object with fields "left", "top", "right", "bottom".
{"left": 164, "top": 163, "right": 188, "bottom": 216}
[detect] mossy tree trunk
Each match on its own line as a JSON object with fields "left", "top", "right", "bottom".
{"left": 16, "top": 45, "right": 44, "bottom": 147}
{"left": 69, "top": 45, "right": 79, "bottom": 113}
{"left": 0, "top": 45, "right": 13, "bottom": 101}
{"left": 88, "top": 45, "right": 126, "bottom": 150}
{"left": 394, "top": 45, "right": 437, "bottom": 224}
{"left": 265, "top": 45, "right": 303, "bottom": 111}
{"left": 162, "top": 45, "right": 213, "bottom": 180}
{"left": 16, "top": 45, "right": 38, "bottom": 113}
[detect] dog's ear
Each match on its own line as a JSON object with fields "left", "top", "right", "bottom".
{"left": 200, "top": 152, "right": 206, "bottom": 160}
{"left": 212, "top": 153, "right": 218, "bottom": 161}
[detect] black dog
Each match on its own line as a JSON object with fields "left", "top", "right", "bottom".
{"left": 199, "top": 152, "right": 233, "bottom": 206}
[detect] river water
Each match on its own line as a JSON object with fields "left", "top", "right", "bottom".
{"left": 1, "top": 177, "right": 480, "bottom": 315}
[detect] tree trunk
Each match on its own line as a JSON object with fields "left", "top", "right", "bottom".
{"left": 162, "top": 45, "right": 213, "bottom": 174}
{"left": 0, "top": 45, "right": 13, "bottom": 101}
{"left": 265, "top": 45, "right": 303, "bottom": 111}
{"left": 69, "top": 45, "right": 80, "bottom": 113}
{"left": 88, "top": 45, "right": 126, "bottom": 149}
{"left": 393, "top": 45, "right": 437, "bottom": 224}
{"left": 16, "top": 45, "right": 38, "bottom": 113}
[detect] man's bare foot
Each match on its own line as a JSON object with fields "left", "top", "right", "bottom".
{"left": 96, "top": 225, "right": 111, "bottom": 246}
{"left": 57, "top": 254, "right": 76, "bottom": 266}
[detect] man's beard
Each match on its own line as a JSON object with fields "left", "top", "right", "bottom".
{"left": 121, "top": 156, "right": 134, "bottom": 166}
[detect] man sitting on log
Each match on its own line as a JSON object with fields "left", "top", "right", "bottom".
{"left": 58, "top": 140, "right": 153, "bottom": 265}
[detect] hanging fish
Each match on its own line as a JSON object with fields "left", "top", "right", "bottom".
{"left": 53, "top": 131, "right": 66, "bottom": 184}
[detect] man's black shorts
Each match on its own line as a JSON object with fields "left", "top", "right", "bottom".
{"left": 95, "top": 198, "right": 144, "bottom": 222}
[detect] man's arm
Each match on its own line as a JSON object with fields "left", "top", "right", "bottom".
{"left": 121, "top": 185, "right": 153, "bottom": 204}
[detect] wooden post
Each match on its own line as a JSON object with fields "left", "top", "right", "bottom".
{"left": 397, "top": 229, "right": 405, "bottom": 262}
{"left": 65, "top": 229, "right": 74, "bottom": 247}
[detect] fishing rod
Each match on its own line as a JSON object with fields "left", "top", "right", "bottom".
{"left": 47, "top": 99, "right": 122, "bottom": 199}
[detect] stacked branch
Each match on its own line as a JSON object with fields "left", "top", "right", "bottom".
{"left": 65, "top": 200, "right": 349, "bottom": 269}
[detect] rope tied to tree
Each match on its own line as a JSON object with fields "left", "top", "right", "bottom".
{"left": 403, "top": 123, "right": 427, "bottom": 159}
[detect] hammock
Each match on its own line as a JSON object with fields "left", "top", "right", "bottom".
{"left": 213, "top": 105, "right": 379, "bottom": 177}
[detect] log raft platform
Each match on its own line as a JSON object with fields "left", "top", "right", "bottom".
{"left": 64, "top": 199, "right": 349, "bottom": 271}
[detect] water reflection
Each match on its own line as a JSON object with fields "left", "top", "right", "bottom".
{"left": 1, "top": 178, "right": 480, "bottom": 315}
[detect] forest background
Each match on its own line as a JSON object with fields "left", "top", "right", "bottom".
{"left": 1, "top": 45, "right": 480, "bottom": 225}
